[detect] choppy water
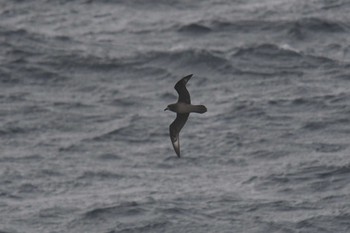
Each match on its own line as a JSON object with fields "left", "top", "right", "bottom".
{"left": 1, "top": 0, "right": 350, "bottom": 232}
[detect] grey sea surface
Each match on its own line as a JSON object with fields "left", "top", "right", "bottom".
{"left": 1, "top": 0, "right": 350, "bottom": 232}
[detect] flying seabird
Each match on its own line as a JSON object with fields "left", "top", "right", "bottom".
{"left": 164, "top": 74, "right": 207, "bottom": 157}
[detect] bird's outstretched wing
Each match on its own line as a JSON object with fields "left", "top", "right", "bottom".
{"left": 174, "top": 74, "right": 192, "bottom": 104}
{"left": 169, "top": 113, "right": 189, "bottom": 157}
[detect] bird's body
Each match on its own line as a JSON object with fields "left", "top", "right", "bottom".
{"left": 166, "top": 102, "right": 207, "bottom": 114}
{"left": 164, "top": 74, "right": 207, "bottom": 157}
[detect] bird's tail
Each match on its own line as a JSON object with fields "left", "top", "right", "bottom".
{"left": 191, "top": 105, "right": 207, "bottom": 113}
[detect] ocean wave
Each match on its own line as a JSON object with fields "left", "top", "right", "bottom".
{"left": 0, "top": 27, "right": 51, "bottom": 54}
{"left": 286, "top": 17, "right": 349, "bottom": 39}
{"left": 0, "top": 229, "right": 15, "bottom": 233}
{"left": 268, "top": 93, "right": 350, "bottom": 110}
{"left": 175, "top": 16, "right": 348, "bottom": 38}
{"left": 138, "top": 47, "right": 230, "bottom": 71}
{"left": 257, "top": 163, "right": 350, "bottom": 195}
{"left": 316, "top": 164, "right": 350, "bottom": 178}
{"left": 90, "top": 115, "right": 156, "bottom": 143}
{"left": 97, "top": 153, "right": 122, "bottom": 160}
{"left": 247, "top": 149, "right": 290, "bottom": 160}
{"left": 0, "top": 68, "right": 16, "bottom": 84}
{"left": 42, "top": 53, "right": 123, "bottom": 72}
{"left": 92, "top": 126, "right": 137, "bottom": 142}
{"left": 67, "top": 202, "right": 145, "bottom": 233}
{"left": 0, "top": 154, "right": 43, "bottom": 163}
{"left": 270, "top": 164, "right": 350, "bottom": 183}
{"left": 232, "top": 43, "right": 340, "bottom": 69}
{"left": 17, "top": 183, "right": 40, "bottom": 194}
{"left": 0, "top": 123, "right": 27, "bottom": 135}
{"left": 66, "top": 201, "right": 149, "bottom": 232}
{"left": 0, "top": 92, "right": 28, "bottom": 103}
{"left": 312, "top": 142, "right": 347, "bottom": 153}
{"left": 296, "top": 213, "right": 350, "bottom": 231}
{"left": 82, "top": 202, "right": 144, "bottom": 219}
{"left": 302, "top": 117, "right": 350, "bottom": 131}
{"left": 175, "top": 19, "right": 282, "bottom": 34}
{"left": 301, "top": 121, "right": 330, "bottom": 131}
{"left": 233, "top": 43, "right": 302, "bottom": 58}
{"left": 109, "top": 97, "right": 145, "bottom": 108}
{"left": 335, "top": 73, "right": 350, "bottom": 80}
{"left": 110, "top": 221, "right": 169, "bottom": 233}
{"left": 230, "top": 100, "right": 267, "bottom": 118}
{"left": 78, "top": 171, "right": 123, "bottom": 180}
{"left": 18, "top": 65, "right": 68, "bottom": 84}
{"left": 39, "top": 168, "right": 63, "bottom": 177}
{"left": 0, "top": 27, "right": 29, "bottom": 37}
{"left": 177, "top": 23, "right": 212, "bottom": 34}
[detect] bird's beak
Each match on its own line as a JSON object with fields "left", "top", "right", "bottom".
{"left": 164, "top": 107, "right": 168, "bottom": 111}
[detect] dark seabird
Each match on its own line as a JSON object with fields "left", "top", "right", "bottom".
{"left": 164, "top": 74, "right": 207, "bottom": 157}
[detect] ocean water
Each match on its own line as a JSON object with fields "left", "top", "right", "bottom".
{"left": 1, "top": 0, "right": 350, "bottom": 232}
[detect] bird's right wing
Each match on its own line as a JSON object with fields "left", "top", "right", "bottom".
{"left": 169, "top": 113, "right": 189, "bottom": 157}
{"left": 174, "top": 74, "right": 192, "bottom": 104}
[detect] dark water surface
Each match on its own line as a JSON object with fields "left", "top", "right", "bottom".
{"left": 1, "top": 0, "right": 350, "bottom": 232}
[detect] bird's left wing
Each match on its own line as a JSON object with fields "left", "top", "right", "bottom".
{"left": 169, "top": 113, "right": 189, "bottom": 157}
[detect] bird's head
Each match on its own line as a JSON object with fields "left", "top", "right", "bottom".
{"left": 164, "top": 104, "right": 176, "bottom": 112}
